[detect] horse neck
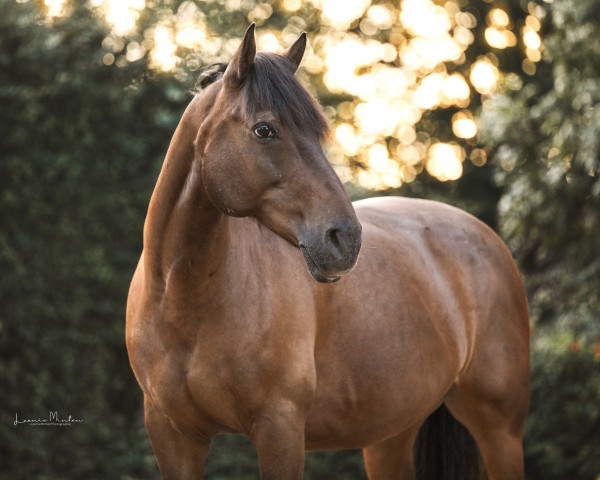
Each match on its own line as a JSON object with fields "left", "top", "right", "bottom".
{"left": 143, "top": 95, "right": 228, "bottom": 289}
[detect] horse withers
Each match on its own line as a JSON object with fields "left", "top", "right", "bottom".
{"left": 126, "top": 25, "right": 530, "bottom": 480}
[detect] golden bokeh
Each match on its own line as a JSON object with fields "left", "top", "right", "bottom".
{"left": 44, "top": 0, "right": 66, "bottom": 17}
{"left": 41, "top": 0, "right": 544, "bottom": 188}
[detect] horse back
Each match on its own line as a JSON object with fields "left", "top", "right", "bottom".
{"left": 352, "top": 195, "right": 529, "bottom": 367}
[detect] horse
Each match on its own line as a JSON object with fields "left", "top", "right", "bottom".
{"left": 126, "top": 24, "right": 530, "bottom": 480}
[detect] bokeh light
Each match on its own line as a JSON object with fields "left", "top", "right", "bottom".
{"left": 44, "top": 0, "right": 66, "bottom": 17}
{"left": 309, "top": 0, "right": 486, "bottom": 187}
{"left": 470, "top": 58, "right": 500, "bottom": 95}
{"left": 151, "top": 26, "right": 178, "bottom": 71}
{"left": 426, "top": 143, "right": 464, "bottom": 181}
{"left": 319, "top": 0, "right": 370, "bottom": 29}
{"left": 90, "top": 0, "right": 146, "bottom": 37}
{"left": 452, "top": 110, "right": 477, "bottom": 139}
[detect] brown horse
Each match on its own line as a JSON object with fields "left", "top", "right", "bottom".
{"left": 126, "top": 25, "right": 530, "bottom": 480}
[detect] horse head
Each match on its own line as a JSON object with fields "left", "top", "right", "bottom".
{"left": 194, "top": 25, "right": 361, "bottom": 283}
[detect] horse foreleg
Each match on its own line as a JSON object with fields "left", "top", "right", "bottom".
{"left": 250, "top": 403, "right": 306, "bottom": 480}
{"left": 362, "top": 427, "right": 421, "bottom": 480}
{"left": 144, "top": 396, "right": 211, "bottom": 480}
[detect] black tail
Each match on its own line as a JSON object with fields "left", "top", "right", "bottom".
{"left": 414, "top": 404, "right": 483, "bottom": 480}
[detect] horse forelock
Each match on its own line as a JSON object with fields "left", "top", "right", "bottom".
{"left": 195, "top": 53, "right": 330, "bottom": 140}
{"left": 242, "top": 53, "right": 330, "bottom": 139}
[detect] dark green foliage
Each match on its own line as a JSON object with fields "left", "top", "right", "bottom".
{"left": 483, "top": 1, "right": 600, "bottom": 335}
{"left": 525, "top": 348, "right": 600, "bottom": 480}
{"left": 481, "top": 1, "right": 600, "bottom": 477}
{"left": 0, "top": 1, "right": 181, "bottom": 478}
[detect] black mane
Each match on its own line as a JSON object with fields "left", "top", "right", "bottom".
{"left": 196, "top": 53, "right": 330, "bottom": 139}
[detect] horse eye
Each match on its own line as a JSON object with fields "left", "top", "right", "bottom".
{"left": 254, "top": 123, "right": 276, "bottom": 139}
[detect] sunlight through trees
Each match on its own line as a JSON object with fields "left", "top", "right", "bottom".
{"left": 38, "top": 0, "right": 544, "bottom": 189}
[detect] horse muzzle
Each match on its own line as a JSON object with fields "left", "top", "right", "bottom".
{"left": 299, "top": 220, "right": 362, "bottom": 283}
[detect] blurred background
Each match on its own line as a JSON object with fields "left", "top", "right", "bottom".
{"left": 1, "top": 0, "right": 598, "bottom": 478}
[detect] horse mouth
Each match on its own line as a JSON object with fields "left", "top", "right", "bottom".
{"left": 300, "top": 246, "right": 341, "bottom": 284}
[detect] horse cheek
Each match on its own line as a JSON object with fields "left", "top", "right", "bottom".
{"left": 201, "top": 150, "right": 259, "bottom": 217}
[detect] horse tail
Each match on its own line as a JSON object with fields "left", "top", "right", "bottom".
{"left": 414, "top": 404, "right": 483, "bottom": 480}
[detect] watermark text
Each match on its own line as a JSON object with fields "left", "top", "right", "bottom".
{"left": 14, "top": 411, "right": 84, "bottom": 427}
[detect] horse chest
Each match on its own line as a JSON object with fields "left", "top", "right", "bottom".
{"left": 136, "top": 301, "right": 309, "bottom": 435}
{"left": 136, "top": 333, "right": 243, "bottom": 434}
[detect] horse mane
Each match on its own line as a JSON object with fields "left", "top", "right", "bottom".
{"left": 196, "top": 63, "right": 228, "bottom": 89}
{"left": 196, "top": 53, "right": 330, "bottom": 140}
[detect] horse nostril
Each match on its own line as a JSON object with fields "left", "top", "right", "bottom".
{"left": 325, "top": 228, "right": 343, "bottom": 258}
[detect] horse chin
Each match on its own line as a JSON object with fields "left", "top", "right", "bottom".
{"left": 300, "top": 246, "right": 342, "bottom": 284}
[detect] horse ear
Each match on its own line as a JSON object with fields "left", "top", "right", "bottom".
{"left": 224, "top": 24, "right": 256, "bottom": 87}
{"left": 282, "top": 32, "right": 307, "bottom": 72}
